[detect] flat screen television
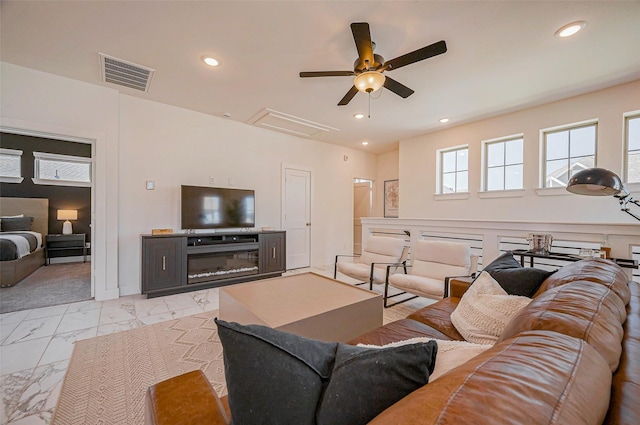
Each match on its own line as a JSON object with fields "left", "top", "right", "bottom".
{"left": 181, "top": 185, "right": 255, "bottom": 230}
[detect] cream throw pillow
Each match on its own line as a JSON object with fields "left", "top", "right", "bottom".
{"left": 358, "top": 338, "right": 490, "bottom": 381}
{"left": 450, "top": 271, "right": 531, "bottom": 345}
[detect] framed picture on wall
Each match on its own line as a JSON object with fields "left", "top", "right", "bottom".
{"left": 384, "top": 179, "right": 399, "bottom": 218}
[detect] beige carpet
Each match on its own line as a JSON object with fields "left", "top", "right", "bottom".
{"left": 53, "top": 304, "right": 420, "bottom": 425}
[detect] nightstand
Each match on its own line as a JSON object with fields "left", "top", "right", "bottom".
{"left": 45, "top": 234, "right": 87, "bottom": 265}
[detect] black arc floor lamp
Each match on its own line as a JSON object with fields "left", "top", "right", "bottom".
{"left": 566, "top": 168, "right": 640, "bottom": 221}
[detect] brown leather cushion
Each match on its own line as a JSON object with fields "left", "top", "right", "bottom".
{"left": 146, "top": 370, "right": 229, "bottom": 425}
{"left": 499, "top": 280, "right": 625, "bottom": 371}
{"left": 407, "top": 298, "right": 464, "bottom": 340}
{"left": 349, "top": 318, "right": 458, "bottom": 346}
{"left": 535, "top": 258, "right": 631, "bottom": 304}
{"left": 369, "top": 330, "right": 612, "bottom": 425}
{"left": 605, "top": 281, "right": 640, "bottom": 425}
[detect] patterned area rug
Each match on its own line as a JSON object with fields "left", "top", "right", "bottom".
{"left": 53, "top": 303, "right": 424, "bottom": 424}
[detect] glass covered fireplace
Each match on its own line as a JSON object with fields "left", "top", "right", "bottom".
{"left": 187, "top": 248, "right": 259, "bottom": 285}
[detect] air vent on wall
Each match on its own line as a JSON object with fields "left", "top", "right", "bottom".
{"left": 99, "top": 53, "right": 155, "bottom": 92}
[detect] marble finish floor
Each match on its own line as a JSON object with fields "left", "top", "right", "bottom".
{"left": 0, "top": 265, "right": 423, "bottom": 424}
{"left": 0, "top": 287, "right": 221, "bottom": 424}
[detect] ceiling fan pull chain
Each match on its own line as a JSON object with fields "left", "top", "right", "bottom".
{"left": 368, "top": 92, "right": 371, "bottom": 118}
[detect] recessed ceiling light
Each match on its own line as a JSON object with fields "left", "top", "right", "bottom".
{"left": 439, "top": 118, "right": 450, "bottom": 123}
{"left": 202, "top": 56, "right": 219, "bottom": 67}
{"left": 361, "top": 141, "right": 369, "bottom": 145}
{"left": 353, "top": 113, "right": 365, "bottom": 119}
{"left": 555, "top": 21, "right": 587, "bottom": 38}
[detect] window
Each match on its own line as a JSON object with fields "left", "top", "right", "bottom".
{"left": 626, "top": 114, "right": 640, "bottom": 183}
{"left": 33, "top": 152, "right": 92, "bottom": 187}
{"left": 543, "top": 122, "right": 596, "bottom": 188}
{"left": 0, "top": 148, "right": 24, "bottom": 183}
{"left": 440, "top": 146, "right": 468, "bottom": 193}
{"left": 484, "top": 136, "right": 523, "bottom": 191}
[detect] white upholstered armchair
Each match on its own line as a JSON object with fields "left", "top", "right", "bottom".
{"left": 334, "top": 236, "right": 408, "bottom": 290}
{"left": 384, "top": 239, "right": 478, "bottom": 308}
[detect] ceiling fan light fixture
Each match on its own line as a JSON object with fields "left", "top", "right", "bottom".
{"left": 354, "top": 71, "right": 385, "bottom": 93}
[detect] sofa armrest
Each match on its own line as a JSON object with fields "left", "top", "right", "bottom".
{"left": 146, "top": 370, "right": 230, "bottom": 425}
{"left": 448, "top": 276, "right": 474, "bottom": 298}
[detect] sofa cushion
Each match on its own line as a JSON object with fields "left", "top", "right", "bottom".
{"left": 451, "top": 271, "right": 531, "bottom": 344}
{"left": 407, "top": 298, "right": 465, "bottom": 340}
{"left": 349, "top": 318, "right": 457, "bottom": 346}
{"left": 482, "top": 252, "right": 555, "bottom": 297}
{"left": 411, "top": 240, "right": 471, "bottom": 279}
{"left": 535, "top": 258, "right": 631, "bottom": 305}
{"left": 389, "top": 273, "right": 446, "bottom": 298}
{"left": 215, "top": 319, "right": 437, "bottom": 425}
{"left": 368, "top": 331, "right": 613, "bottom": 425}
{"left": 499, "top": 280, "right": 626, "bottom": 371}
{"left": 336, "top": 261, "right": 387, "bottom": 284}
{"left": 358, "top": 236, "right": 406, "bottom": 268}
{"left": 357, "top": 338, "right": 490, "bottom": 381}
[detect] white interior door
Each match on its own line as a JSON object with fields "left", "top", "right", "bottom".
{"left": 353, "top": 181, "right": 372, "bottom": 255}
{"left": 283, "top": 167, "right": 311, "bottom": 269}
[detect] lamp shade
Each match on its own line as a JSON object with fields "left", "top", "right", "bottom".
{"left": 57, "top": 209, "right": 78, "bottom": 220}
{"left": 354, "top": 71, "right": 385, "bottom": 93}
{"left": 566, "top": 168, "right": 623, "bottom": 196}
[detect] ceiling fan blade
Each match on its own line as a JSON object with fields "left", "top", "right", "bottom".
{"left": 299, "top": 71, "right": 355, "bottom": 78}
{"left": 383, "top": 77, "right": 414, "bottom": 98}
{"left": 383, "top": 40, "right": 447, "bottom": 71}
{"left": 351, "top": 22, "right": 374, "bottom": 68}
{"left": 338, "top": 85, "right": 359, "bottom": 106}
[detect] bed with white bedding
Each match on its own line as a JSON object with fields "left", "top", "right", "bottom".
{"left": 0, "top": 198, "right": 48, "bottom": 287}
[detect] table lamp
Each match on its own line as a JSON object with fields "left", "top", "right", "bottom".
{"left": 57, "top": 209, "right": 78, "bottom": 234}
{"left": 566, "top": 168, "right": 640, "bottom": 221}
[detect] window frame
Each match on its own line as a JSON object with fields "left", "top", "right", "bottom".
{"left": 482, "top": 134, "right": 524, "bottom": 192}
{"left": 624, "top": 111, "right": 640, "bottom": 184}
{"left": 438, "top": 145, "right": 469, "bottom": 194}
{"left": 32, "top": 151, "right": 92, "bottom": 187}
{"left": 540, "top": 120, "right": 598, "bottom": 189}
{"left": 0, "top": 148, "right": 24, "bottom": 183}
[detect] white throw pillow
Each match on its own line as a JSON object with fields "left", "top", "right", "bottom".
{"left": 358, "top": 338, "right": 490, "bottom": 381}
{"left": 450, "top": 271, "right": 531, "bottom": 345}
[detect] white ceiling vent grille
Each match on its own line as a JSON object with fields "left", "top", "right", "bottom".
{"left": 248, "top": 108, "right": 339, "bottom": 138}
{"left": 99, "top": 53, "right": 155, "bottom": 92}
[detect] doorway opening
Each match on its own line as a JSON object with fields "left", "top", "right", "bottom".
{"left": 353, "top": 178, "right": 374, "bottom": 255}
{"left": 0, "top": 132, "right": 94, "bottom": 313}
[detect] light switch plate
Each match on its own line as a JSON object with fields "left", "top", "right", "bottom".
{"left": 146, "top": 180, "right": 155, "bottom": 190}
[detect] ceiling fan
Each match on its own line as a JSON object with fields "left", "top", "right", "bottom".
{"left": 299, "top": 22, "right": 447, "bottom": 106}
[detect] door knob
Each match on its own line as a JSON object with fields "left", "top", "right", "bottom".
{"left": 306, "top": 223, "right": 311, "bottom": 226}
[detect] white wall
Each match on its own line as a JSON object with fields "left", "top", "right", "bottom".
{"left": 1, "top": 62, "right": 378, "bottom": 297}
{"left": 1, "top": 62, "right": 120, "bottom": 300}
{"left": 117, "top": 96, "right": 378, "bottom": 295}
{"left": 374, "top": 150, "right": 399, "bottom": 217}
{"left": 399, "top": 80, "right": 640, "bottom": 224}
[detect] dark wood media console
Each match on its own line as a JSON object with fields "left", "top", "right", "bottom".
{"left": 141, "top": 231, "right": 286, "bottom": 298}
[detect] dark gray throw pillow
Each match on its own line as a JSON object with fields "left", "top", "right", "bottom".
{"left": 482, "top": 252, "right": 555, "bottom": 297}
{"left": 215, "top": 318, "right": 337, "bottom": 425}
{"left": 215, "top": 319, "right": 438, "bottom": 425}
{"left": 316, "top": 342, "right": 437, "bottom": 425}
{"left": 1, "top": 216, "right": 34, "bottom": 232}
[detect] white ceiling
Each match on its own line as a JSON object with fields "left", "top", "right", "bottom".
{"left": 2, "top": 1, "right": 639, "bottom": 154}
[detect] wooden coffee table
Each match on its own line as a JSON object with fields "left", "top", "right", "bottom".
{"left": 219, "top": 272, "right": 382, "bottom": 342}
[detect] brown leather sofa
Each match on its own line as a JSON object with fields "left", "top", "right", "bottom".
{"left": 146, "top": 258, "right": 639, "bottom": 425}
